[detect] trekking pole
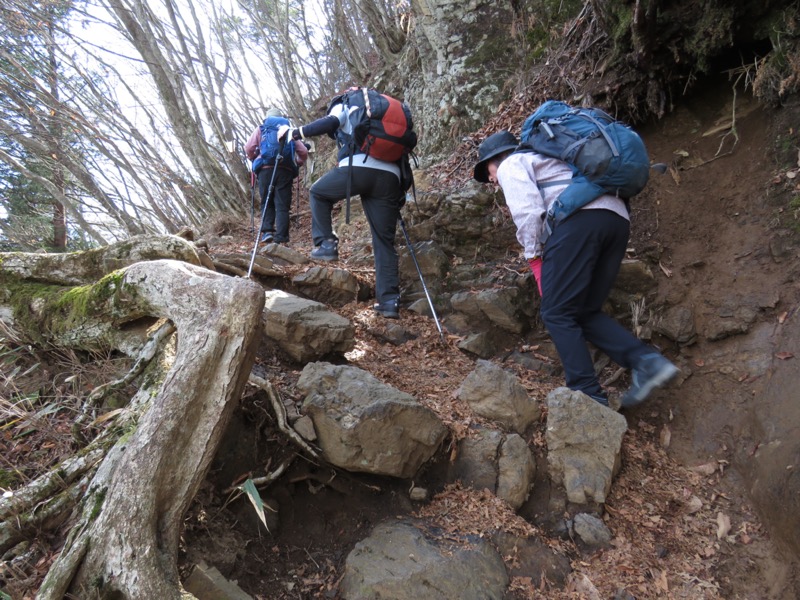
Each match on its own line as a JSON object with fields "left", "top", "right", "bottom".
{"left": 250, "top": 170, "right": 256, "bottom": 235}
{"left": 247, "top": 140, "right": 285, "bottom": 278}
{"left": 295, "top": 168, "right": 301, "bottom": 222}
{"left": 398, "top": 216, "right": 444, "bottom": 342}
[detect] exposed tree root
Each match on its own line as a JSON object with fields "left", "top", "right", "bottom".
{"left": 2, "top": 245, "right": 266, "bottom": 600}
{"left": 247, "top": 373, "right": 320, "bottom": 460}
{"left": 71, "top": 320, "right": 177, "bottom": 439}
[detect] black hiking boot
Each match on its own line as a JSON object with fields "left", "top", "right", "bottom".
{"left": 373, "top": 298, "right": 400, "bottom": 319}
{"left": 311, "top": 239, "right": 338, "bottom": 261}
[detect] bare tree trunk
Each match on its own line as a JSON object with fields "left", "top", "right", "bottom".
{"left": 100, "top": 0, "right": 246, "bottom": 216}
{"left": 47, "top": 16, "right": 67, "bottom": 250}
{"left": 0, "top": 239, "right": 265, "bottom": 599}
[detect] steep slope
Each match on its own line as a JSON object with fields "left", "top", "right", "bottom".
{"left": 3, "top": 80, "right": 799, "bottom": 600}
{"left": 178, "top": 80, "right": 800, "bottom": 598}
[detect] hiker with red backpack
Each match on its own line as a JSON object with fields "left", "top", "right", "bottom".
{"left": 245, "top": 107, "right": 308, "bottom": 244}
{"left": 474, "top": 115, "right": 678, "bottom": 408}
{"left": 277, "top": 87, "right": 417, "bottom": 319}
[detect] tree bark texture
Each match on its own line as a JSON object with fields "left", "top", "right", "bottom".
{"left": 1, "top": 239, "right": 266, "bottom": 599}
{"left": 35, "top": 259, "right": 265, "bottom": 599}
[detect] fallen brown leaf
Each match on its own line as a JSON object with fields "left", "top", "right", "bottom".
{"left": 686, "top": 496, "right": 704, "bottom": 514}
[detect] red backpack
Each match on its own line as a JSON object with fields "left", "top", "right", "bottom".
{"left": 328, "top": 87, "right": 417, "bottom": 162}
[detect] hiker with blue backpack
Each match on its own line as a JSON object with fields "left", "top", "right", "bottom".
{"left": 473, "top": 101, "right": 678, "bottom": 408}
{"left": 245, "top": 107, "right": 308, "bottom": 244}
{"left": 276, "top": 87, "right": 417, "bottom": 319}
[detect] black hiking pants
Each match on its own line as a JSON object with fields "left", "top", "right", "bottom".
{"left": 258, "top": 166, "right": 295, "bottom": 241}
{"left": 540, "top": 209, "right": 652, "bottom": 399}
{"left": 309, "top": 166, "right": 403, "bottom": 305}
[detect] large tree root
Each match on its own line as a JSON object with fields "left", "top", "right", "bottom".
{"left": 1, "top": 247, "right": 265, "bottom": 600}
{"left": 0, "top": 320, "right": 179, "bottom": 555}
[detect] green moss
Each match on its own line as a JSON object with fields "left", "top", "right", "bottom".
{"left": 465, "top": 34, "right": 516, "bottom": 70}
{"left": 55, "top": 271, "right": 126, "bottom": 316}
{"left": 114, "top": 424, "right": 137, "bottom": 445}
{"left": 611, "top": 4, "right": 634, "bottom": 44}
{"left": 0, "top": 468, "right": 20, "bottom": 488}
{"left": 89, "top": 486, "right": 107, "bottom": 521}
{"left": 1, "top": 270, "right": 128, "bottom": 345}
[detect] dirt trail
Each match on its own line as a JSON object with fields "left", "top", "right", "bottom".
{"left": 173, "top": 80, "right": 800, "bottom": 600}
{"left": 633, "top": 81, "right": 789, "bottom": 467}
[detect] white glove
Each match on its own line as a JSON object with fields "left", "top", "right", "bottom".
{"left": 277, "top": 124, "right": 290, "bottom": 141}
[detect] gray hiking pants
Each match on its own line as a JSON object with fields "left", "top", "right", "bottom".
{"left": 310, "top": 166, "right": 403, "bottom": 305}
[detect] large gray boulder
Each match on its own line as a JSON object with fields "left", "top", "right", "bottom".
{"left": 340, "top": 520, "right": 509, "bottom": 600}
{"left": 296, "top": 362, "right": 447, "bottom": 478}
{"left": 456, "top": 359, "right": 541, "bottom": 434}
{"left": 447, "top": 426, "right": 536, "bottom": 510}
{"left": 262, "top": 290, "right": 354, "bottom": 362}
{"left": 291, "top": 266, "right": 367, "bottom": 307}
{"left": 403, "top": 1, "right": 522, "bottom": 161}
{"left": 545, "top": 387, "right": 628, "bottom": 505}
{"left": 450, "top": 286, "right": 536, "bottom": 335}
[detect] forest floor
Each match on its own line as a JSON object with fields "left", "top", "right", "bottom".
{"left": 2, "top": 78, "right": 800, "bottom": 599}
{"left": 178, "top": 79, "right": 800, "bottom": 600}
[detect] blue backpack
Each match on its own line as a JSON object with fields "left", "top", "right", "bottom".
{"left": 252, "top": 115, "right": 297, "bottom": 175}
{"left": 519, "top": 100, "right": 651, "bottom": 227}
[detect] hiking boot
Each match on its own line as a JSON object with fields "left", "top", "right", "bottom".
{"left": 311, "top": 239, "right": 338, "bottom": 261}
{"left": 373, "top": 298, "right": 400, "bottom": 319}
{"left": 621, "top": 353, "right": 679, "bottom": 408}
{"left": 261, "top": 231, "right": 274, "bottom": 243}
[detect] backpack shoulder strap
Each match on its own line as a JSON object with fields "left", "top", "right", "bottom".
{"left": 573, "top": 110, "right": 620, "bottom": 156}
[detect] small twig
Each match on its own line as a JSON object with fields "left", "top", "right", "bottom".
{"left": 500, "top": 265, "right": 524, "bottom": 275}
{"left": 682, "top": 149, "right": 737, "bottom": 171}
{"left": 226, "top": 454, "right": 296, "bottom": 493}
{"left": 601, "top": 367, "right": 627, "bottom": 387}
{"left": 248, "top": 373, "right": 320, "bottom": 459}
{"left": 304, "top": 547, "right": 320, "bottom": 569}
{"left": 719, "top": 85, "right": 740, "bottom": 152}
{"left": 249, "top": 455, "right": 295, "bottom": 488}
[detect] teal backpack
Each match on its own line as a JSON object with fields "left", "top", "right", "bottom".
{"left": 519, "top": 100, "right": 651, "bottom": 228}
